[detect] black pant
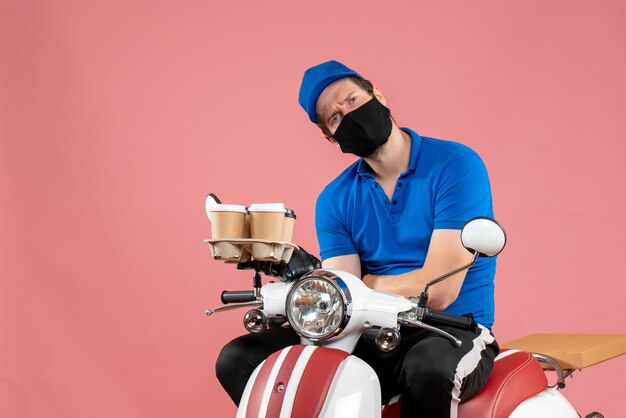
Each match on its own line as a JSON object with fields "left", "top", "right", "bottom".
{"left": 216, "top": 325, "right": 498, "bottom": 418}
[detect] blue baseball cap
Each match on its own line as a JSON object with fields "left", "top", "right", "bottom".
{"left": 298, "top": 60, "right": 361, "bottom": 123}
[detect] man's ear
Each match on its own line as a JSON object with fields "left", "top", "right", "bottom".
{"left": 373, "top": 85, "right": 386, "bottom": 106}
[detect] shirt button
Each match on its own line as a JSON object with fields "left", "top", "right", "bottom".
{"left": 383, "top": 200, "right": 388, "bottom": 205}
{"left": 398, "top": 182, "right": 403, "bottom": 187}
{"left": 392, "top": 200, "right": 397, "bottom": 205}
{"left": 374, "top": 184, "right": 378, "bottom": 188}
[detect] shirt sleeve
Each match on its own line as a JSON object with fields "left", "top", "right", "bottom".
{"left": 315, "top": 190, "right": 357, "bottom": 261}
{"left": 433, "top": 150, "right": 493, "bottom": 230}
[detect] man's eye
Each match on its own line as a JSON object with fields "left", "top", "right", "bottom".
{"left": 331, "top": 114, "right": 340, "bottom": 124}
{"left": 349, "top": 96, "right": 357, "bottom": 103}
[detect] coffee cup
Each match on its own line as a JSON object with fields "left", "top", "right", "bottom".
{"left": 281, "top": 209, "right": 296, "bottom": 243}
{"left": 243, "top": 212, "right": 251, "bottom": 238}
{"left": 210, "top": 204, "right": 248, "bottom": 239}
{"left": 248, "top": 203, "right": 286, "bottom": 242}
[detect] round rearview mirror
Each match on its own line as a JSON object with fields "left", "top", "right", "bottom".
{"left": 205, "top": 193, "right": 222, "bottom": 221}
{"left": 461, "top": 217, "right": 506, "bottom": 257}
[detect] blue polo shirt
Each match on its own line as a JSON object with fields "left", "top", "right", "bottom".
{"left": 315, "top": 128, "right": 496, "bottom": 328}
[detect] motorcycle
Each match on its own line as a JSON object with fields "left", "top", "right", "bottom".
{"left": 206, "top": 216, "right": 610, "bottom": 418}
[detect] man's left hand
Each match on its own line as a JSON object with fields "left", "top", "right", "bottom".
{"left": 362, "top": 273, "right": 381, "bottom": 290}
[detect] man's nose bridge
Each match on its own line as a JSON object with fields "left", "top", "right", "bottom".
{"left": 335, "top": 101, "right": 349, "bottom": 117}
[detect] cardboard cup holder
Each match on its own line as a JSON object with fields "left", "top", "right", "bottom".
{"left": 205, "top": 197, "right": 298, "bottom": 264}
{"left": 204, "top": 238, "right": 299, "bottom": 264}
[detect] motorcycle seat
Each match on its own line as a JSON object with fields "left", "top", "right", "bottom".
{"left": 382, "top": 349, "right": 548, "bottom": 418}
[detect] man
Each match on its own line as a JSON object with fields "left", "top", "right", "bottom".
{"left": 216, "top": 60, "right": 499, "bottom": 417}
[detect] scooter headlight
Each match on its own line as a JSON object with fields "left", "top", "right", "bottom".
{"left": 286, "top": 271, "right": 351, "bottom": 341}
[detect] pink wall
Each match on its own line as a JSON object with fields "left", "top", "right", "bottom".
{"left": 1, "top": 1, "right": 624, "bottom": 417}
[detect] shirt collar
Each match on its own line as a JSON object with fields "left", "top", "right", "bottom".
{"left": 357, "top": 128, "right": 422, "bottom": 177}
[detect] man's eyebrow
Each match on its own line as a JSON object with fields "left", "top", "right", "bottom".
{"left": 325, "top": 90, "right": 361, "bottom": 123}
{"left": 343, "top": 90, "right": 359, "bottom": 103}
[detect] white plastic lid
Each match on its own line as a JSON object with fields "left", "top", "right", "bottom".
{"left": 248, "top": 203, "right": 286, "bottom": 213}
{"left": 211, "top": 204, "right": 248, "bottom": 214}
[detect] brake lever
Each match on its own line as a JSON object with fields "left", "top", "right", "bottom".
{"left": 399, "top": 316, "right": 462, "bottom": 347}
{"left": 205, "top": 301, "right": 262, "bottom": 316}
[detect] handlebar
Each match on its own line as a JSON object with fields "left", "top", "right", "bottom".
{"left": 221, "top": 290, "right": 257, "bottom": 304}
{"left": 422, "top": 309, "right": 476, "bottom": 332}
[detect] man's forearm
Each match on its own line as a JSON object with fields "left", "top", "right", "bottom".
{"left": 362, "top": 269, "right": 425, "bottom": 296}
{"left": 363, "top": 268, "right": 465, "bottom": 310}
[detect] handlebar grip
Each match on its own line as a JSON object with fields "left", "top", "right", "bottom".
{"left": 423, "top": 309, "right": 476, "bottom": 332}
{"left": 221, "top": 290, "right": 256, "bottom": 304}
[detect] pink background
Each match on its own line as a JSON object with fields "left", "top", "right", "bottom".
{"left": 1, "top": 1, "right": 624, "bottom": 417}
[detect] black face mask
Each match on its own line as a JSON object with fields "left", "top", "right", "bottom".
{"left": 332, "top": 97, "right": 392, "bottom": 158}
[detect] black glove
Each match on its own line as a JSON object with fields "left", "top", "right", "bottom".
{"left": 237, "top": 247, "right": 321, "bottom": 282}
{"left": 279, "top": 247, "right": 321, "bottom": 282}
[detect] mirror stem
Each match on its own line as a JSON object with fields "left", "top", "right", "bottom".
{"left": 419, "top": 252, "right": 479, "bottom": 308}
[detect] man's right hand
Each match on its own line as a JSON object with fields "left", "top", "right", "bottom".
{"left": 279, "top": 247, "right": 321, "bottom": 281}
{"left": 236, "top": 247, "right": 321, "bottom": 282}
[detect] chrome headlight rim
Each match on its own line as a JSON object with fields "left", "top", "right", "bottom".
{"left": 285, "top": 269, "right": 352, "bottom": 342}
